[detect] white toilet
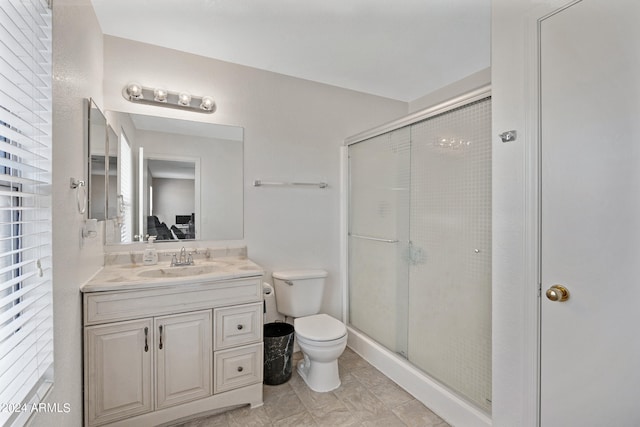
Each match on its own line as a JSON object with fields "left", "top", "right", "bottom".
{"left": 272, "top": 269, "right": 347, "bottom": 392}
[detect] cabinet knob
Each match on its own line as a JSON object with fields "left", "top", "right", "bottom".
{"left": 237, "top": 366, "right": 244, "bottom": 372}
{"left": 237, "top": 324, "right": 244, "bottom": 330}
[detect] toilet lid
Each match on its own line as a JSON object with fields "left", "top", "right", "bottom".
{"left": 273, "top": 269, "right": 328, "bottom": 280}
{"left": 295, "top": 314, "right": 347, "bottom": 342}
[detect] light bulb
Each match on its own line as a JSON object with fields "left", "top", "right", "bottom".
{"left": 126, "top": 82, "right": 143, "bottom": 99}
{"left": 200, "top": 96, "right": 215, "bottom": 111}
{"left": 178, "top": 92, "right": 191, "bottom": 106}
{"left": 153, "top": 87, "right": 168, "bottom": 102}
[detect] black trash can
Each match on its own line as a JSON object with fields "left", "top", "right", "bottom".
{"left": 263, "top": 322, "right": 295, "bottom": 385}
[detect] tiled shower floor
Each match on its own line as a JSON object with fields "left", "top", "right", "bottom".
{"left": 175, "top": 348, "right": 450, "bottom": 427}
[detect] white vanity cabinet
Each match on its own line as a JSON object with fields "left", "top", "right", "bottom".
{"left": 83, "top": 276, "right": 264, "bottom": 427}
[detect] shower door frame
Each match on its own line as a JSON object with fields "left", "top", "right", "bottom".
{"left": 340, "top": 85, "right": 492, "bottom": 427}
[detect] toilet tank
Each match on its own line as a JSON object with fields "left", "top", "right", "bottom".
{"left": 272, "top": 269, "right": 328, "bottom": 318}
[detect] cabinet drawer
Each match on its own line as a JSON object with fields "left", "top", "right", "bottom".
{"left": 214, "top": 302, "right": 263, "bottom": 350}
{"left": 84, "top": 277, "right": 261, "bottom": 325}
{"left": 214, "top": 343, "right": 263, "bottom": 394}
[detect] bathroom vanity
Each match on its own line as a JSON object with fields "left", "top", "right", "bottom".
{"left": 81, "top": 250, "right": 264, "bottom": 426}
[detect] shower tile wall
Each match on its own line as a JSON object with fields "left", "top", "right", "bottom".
{"left": 348, "top": 97, "right": 492, "bottom": 414}
{"left": 408, "top": 99, "right": 492, "bottom": 412}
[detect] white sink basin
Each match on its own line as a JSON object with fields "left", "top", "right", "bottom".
{"left": 137, "top": 265, "right": 218, "bottom": 278}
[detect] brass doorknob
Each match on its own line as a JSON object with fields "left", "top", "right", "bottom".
{"left": 546, "top": 285, "right": 570, "bottom": 302}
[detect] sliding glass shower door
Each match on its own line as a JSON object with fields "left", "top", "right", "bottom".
{"left": 348, "top": 127, "right": 411, "bottom": 356}
{"left": 407, "top": 99, "right": 492, "bottom": 412}
{"left": 348, "top": 97, "right": 492, "bottom": 412}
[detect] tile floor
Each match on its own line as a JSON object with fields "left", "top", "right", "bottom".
{"left": 175, "top": 348, "right": 450, "bottom": 427}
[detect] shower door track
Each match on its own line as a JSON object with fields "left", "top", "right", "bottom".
{"left": 344, "top": 85, "right": 491, "bottom": 146}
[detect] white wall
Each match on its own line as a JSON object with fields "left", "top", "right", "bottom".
{"left": 35, "top": 0, "right": 105, "bottom": 426}
{"left": 152, "top": 177, "right": 195, "bottom": 229}
{"left": 102, "top": 36, "right": 408, "bottom": 319}
{"left": 492, "top": 1, "right": 535, "bottom": 424}
{"left": 409, "top": 67, "right": 491, "bottom": 113}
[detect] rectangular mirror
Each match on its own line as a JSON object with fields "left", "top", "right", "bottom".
{"left": 105, "top": 111, "right": 244, "bottom": 244}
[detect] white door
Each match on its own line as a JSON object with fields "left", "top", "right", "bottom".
{"left": 155, "top": 310, "right": 212, "bottom": 409}
{"left": 540, "top": 0, "right": 640, "bottom": 425}
{"left": 85, "top": 319, "right": 153, "bottom": 426}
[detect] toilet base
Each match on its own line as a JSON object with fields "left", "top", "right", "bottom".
{"left": 297, "top": 353, "right": 341, "bottom": 392}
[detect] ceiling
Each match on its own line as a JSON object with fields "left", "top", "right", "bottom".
{"left": 147, "top": 159, "right": 195, "bottom": 180}
{"left": 90, "top": 0, "right": 490, "bottom": 102}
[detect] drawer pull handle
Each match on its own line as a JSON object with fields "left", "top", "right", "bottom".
{"left": 159, "top": 325, "right": 163, "bottom": 350}
{"left": 144, "top": 327, "right": 149, "bottom": 352}
{"left": 237, "top": 366, "right": 244, "bottom": 372}
{"left": 237, "top": 324, "right": 244, "bottom": 330}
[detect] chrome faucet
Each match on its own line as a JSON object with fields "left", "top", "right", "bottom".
{"left": 171, "top": 247, "right": 194, "bottom": 267}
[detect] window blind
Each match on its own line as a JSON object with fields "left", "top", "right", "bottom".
{"left": 0, "top": 0, "right": 53, "bottom": 426}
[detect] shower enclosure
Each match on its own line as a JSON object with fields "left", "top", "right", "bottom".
{"left": 346, "top": 89, "right": 492, "bottom": 419}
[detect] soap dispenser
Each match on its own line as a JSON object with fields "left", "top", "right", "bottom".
{"left": 143, "top": 236, "right": 158, "bottom": 265}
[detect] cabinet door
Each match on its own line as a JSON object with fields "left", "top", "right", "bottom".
{"left": 155, "top": 310, "right": 212, "bottom": 409}
{"left": 85, "top": 319, "right": 153, "bottom": 426}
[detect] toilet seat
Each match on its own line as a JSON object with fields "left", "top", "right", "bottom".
{"left": 295, "top": 314, "right": 346, "bottom": 342}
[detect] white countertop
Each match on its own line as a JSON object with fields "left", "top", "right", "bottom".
{"left": 82, "top": 255, "right": 264, "bottom": 293}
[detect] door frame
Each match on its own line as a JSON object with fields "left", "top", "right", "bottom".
{"left": 510, "top": 1, "right": 585, "bottom": 426}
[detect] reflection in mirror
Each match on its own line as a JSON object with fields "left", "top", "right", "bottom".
{"left": 88, "top": 99, "right": 107, "bottom": 220}
{"left": 115, "top": 130, "right": 134, "bottom": 243}
{"left": 106, "top": 125, "right": 118, "bottom": 219}
{"left": 140, "top": 154, "right": 199, "bottom": 241}
{"left": 105, "top": 111, "right": 244, "bottom": 244}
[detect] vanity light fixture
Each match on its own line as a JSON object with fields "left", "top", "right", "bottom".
{"left": 123, "top": 82, "right": 216, "bottom": 114}
{"left": 434, "top": 137, "right": 472, "bottom": 151}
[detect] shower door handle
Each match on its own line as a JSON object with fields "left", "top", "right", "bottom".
{"left": 349, "top": 233, "right": 399, "bottom": 243}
